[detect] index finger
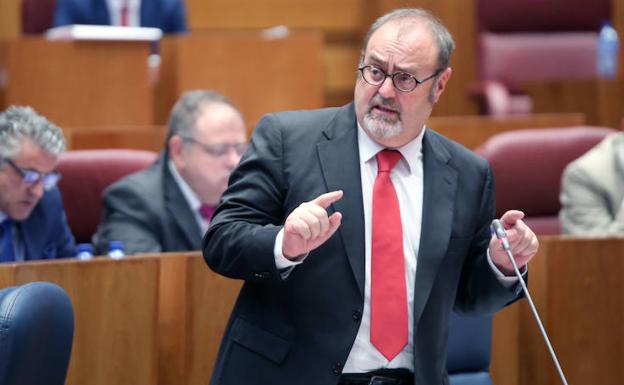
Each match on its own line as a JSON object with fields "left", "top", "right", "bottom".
{"left": 499, "top": 210, "right": 525, "bottom": 228}
{"left": 312, "top": 190, "right": 344, "bottom": 209}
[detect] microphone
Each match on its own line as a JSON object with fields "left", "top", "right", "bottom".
{"left": 490, "top": 219, "right": 569, "bottom": 385}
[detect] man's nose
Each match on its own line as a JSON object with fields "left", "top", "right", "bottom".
{"left": 27, "top": 180, "right": 45, "bottom": 200}
{"left": 377, "top": 76, "right": 397, "bottom": 99}
{"left": 225, "top": 148, "right": 242, "bottom": 168}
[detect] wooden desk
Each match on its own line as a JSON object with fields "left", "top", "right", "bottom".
{"left": 491, "top": 236, "right": 624, "bottom": 385}
{"left": 0, "top": 253, "right": 240, "bottom": 385}
{"left": 525, "top": 79, "right": 624, "bottom": 129}
{"left": 3, "top": 237, "right": 622, "bottom": 385}
{"left": 0, "top": 38, "right": 154, "bottom": 127}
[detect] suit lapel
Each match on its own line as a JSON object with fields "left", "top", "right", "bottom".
{"left": 317, "top": 104, "right": 366, "bottom": 298}
{"left": 413, "top": 130, "right": 458, "bottom": 325}
{"left": 163, "top": 160, "right": 202, "bottom": 249}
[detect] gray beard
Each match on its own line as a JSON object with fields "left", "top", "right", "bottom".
{"left": 363, "top": 112, "right": 403, "bottom": 140}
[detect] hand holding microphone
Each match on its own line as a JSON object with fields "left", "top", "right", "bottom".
{"left": 490, "top": 215, "right": 569, "bottom": 385}
{"left": 488, "top": 210, "right": 539, "bottom": 276}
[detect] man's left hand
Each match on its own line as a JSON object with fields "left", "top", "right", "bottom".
{"left": 489, "top": 210, "right": 539, "bottom": 276}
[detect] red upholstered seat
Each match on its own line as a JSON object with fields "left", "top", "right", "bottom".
{"left": 22, "top": 0, "right": 57, "bottom": 34}
{"left": 57, "top": 149, "right": 158, "bottom": 244}
{"left": 475, "top": 0, "right": 610, "bottom": 116}
{"left": 475, "top": 126, "right": 616, "bottom": 235}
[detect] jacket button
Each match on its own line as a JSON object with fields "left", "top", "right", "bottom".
{"left": 352, "top": 310, "right": 362, "bottom": 321}
{"left": 333, "top": 362, "right": 343, "bottom": 375}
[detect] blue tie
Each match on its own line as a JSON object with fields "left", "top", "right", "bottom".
{"left": 1, "top": 220, "right": 15, "bottom": 263}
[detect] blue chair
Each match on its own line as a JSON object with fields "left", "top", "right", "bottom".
{"left": 447, "top": 312, "right": 494, "bottom": 385}
{"left": 0, "top": 282, "right": 74, "bottom": 385}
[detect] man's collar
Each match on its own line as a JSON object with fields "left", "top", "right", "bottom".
{"left": 167, "top": 160, "right": 202, "bottom": 212}
{"left": 357, "top": 122, "right": 426, "bottom": 173}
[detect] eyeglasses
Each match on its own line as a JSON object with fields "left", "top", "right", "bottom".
{"left": 358, "top": 65, "right": 443, "bottom": 92}
{"left": 2, "top": 158, "right": 61, "bottom": 191}
{"left": 182, "top": 137, "right": 248, "bottom": 157}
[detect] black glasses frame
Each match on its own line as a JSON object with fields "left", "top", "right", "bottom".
{"left": 181, "top": 137, "right": 248, "bottom": 157}
{"left": 2, "top": 158, "right": 61, "bottom": 191}
{"left": 358, "top": 65, "right": 443, "bottom": 92}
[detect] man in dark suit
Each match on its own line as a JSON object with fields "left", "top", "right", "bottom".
{"left": 203, "top": 8, "right": 539, "bottom": 385}
{"left": 0, "top": 106, "right": 75, "bottom": 262}
{"left": 93, "top": 90, "right": 246, "bottom": 255}
{"left": 53, "top": 0, "right": 187, "bottom": 34}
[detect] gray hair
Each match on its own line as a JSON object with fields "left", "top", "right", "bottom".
{"left": 167, "top": 90, "right": 242, "bottom": 142}
{"left": 360, "top": 8, "right": 456, "bottom": 70}
{"left": 0, "top": 106, "right": 66, "bottom": 160}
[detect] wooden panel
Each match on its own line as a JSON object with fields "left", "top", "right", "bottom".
{"left": 0, "top": 263, "right": 16, "bottom": 288}
{"left": 187, "top": 0, "right": 368, "bottom": 33}
{"left": 158, "top": 253, "right": 241, "bottom": 385}
{"left": 427, "top": 113, "right": 586, "bottom": 149}
{"left": 491, "top": 304, "right": 520, "bottom": 385}
{"left": 491, "top": 237, "right": 624, "bottom": 385}
{"left": 0, "top": 0, "right": 20, "bottom": 39}
{"left": 2, "top": 38, "right": 154, "bottom": 127}
{"left": 159, "top": 32, "right": 324, "bottom": 134}
{"left": 11, "top": 256, "right": 161, "bottom": 385}
{"left": 525, "top": 79, "right": 624, "bottom": 129}
{"left": 67, "top": 125, "right": 167, "bottom": 151}
{"left": 186, "top": 255, "right": 241, "bottom": 385}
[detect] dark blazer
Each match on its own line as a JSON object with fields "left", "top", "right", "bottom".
{"left": 18, "top": 187, "right": 75, "bottom": 261}
{"left": 93, "top": 154, "right": 202, "bottom": 255}
{"left": 53, "top": 0, "right": 188, "bottom": 33}
{"left": 203, "top": 104, "right": 521, "bottom": 385}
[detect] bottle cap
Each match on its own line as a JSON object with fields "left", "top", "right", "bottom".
{"left": 108, "top": 240, "right": 125, "bottom": 251}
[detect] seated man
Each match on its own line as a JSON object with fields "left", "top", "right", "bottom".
{"left": 93, "top": 90, "right": 247, "bottom": 255}
{"left": 0, "top": 106, "right": 76, "bottom": 262}
{"left": 560, "top": 132, "right": 624, "bottom": 235}
{"left": 53, "top": 0, "right": 188, "bottom": 34}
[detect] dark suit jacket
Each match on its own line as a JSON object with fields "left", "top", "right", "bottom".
{"left": 53, "top": 0, "right": 188, "bottom": 33}
{"left": 203, "top": 104, "right": 521, "bottom": 385}
{"left": 17, "top": 187, "right": 75, "bottom": 261}
{"left": 93, "top": 154, "right": 202, "bottom": 255}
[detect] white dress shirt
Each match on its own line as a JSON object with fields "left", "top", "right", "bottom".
{"left": 107, "top": 0, "right": 141, "bottom": 27}
{"left": 168, "top": 160, "right": 210, "bottom": 234}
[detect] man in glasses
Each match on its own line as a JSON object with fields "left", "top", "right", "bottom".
{"left": 203, "top": 8, "right": 539, "bottom": 385}
{"left": 93, "top": 90, "right": 246, "bottom": 255}
{"left": 0, "top": 106, "right": 75, "bottom": 262}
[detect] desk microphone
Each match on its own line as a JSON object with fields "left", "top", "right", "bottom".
{"left": 490, "top": 219, "right": 569, "bottom": 385}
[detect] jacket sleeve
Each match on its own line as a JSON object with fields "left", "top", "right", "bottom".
{"left": 203, "top": 114, "right": 288, "bottom": 284}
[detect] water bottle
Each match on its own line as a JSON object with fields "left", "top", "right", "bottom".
{"left": 597, "top": 21, "right": 620, "bottom": 79}
{"left": 76, "top": 243, "right": 94, "bottom": 260}
{"left": 107, "top": 240, "right": 126, "bottom": 260}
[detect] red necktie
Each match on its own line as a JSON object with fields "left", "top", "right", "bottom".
{"left": 370, "top": 149, "right": 408, "bottom": 361}
{"left": 198, "top": 205, "right": 216, "bottom": 221}
{"left": 120, "top": 0, "right": 129, "bottom": 26}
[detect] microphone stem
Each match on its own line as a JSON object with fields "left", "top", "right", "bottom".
{"left": 504, "top": 247, "right": 569, "bottom": 385}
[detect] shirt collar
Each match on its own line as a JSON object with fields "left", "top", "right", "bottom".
{"left": 0, "top": 211, "right": 7, "bottom": 224}
{"left": 167, "top": 159, "right": 202, "bottom": 212}
{"left": 357, "top": 122, "right": 426, "bottom": 173}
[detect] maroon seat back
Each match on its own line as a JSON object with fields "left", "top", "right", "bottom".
{"left": 475, "top": 126, "right": 616, "bottom": 235}
{"left": 57, "top": 149, "right": 158, "bottom": 243}
{"left": 22, "top": 0, "right": 57, "bottom": 34}
{"left": 476, "top": 0, "right": 611, "bottom": 115}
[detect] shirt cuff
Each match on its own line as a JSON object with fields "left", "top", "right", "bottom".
{"left": 274, "top": 228, "right": 307, "bottom": 272}
{"left": 487, "top": 248, "right": 527, "bottom": 289}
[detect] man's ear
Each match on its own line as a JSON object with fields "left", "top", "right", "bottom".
{"left": 168, "top": 135, "right": 184, "bottom": 164}
{"left": 432, "top": 67, "right": 452, "bottom": 104}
